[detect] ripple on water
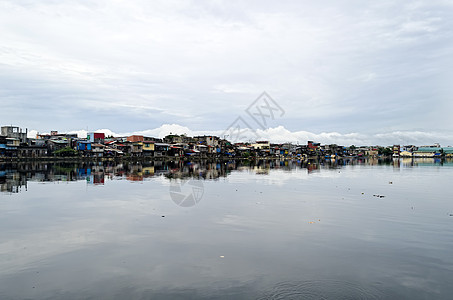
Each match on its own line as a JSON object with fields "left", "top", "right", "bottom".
{"left": 257, "top": 279, "right": 386, "bottom": 300}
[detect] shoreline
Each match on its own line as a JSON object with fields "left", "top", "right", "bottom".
{"left": 0, "top": 155, "right": 409, "bottom": 164}
{"left": 2, "top": 155, "right": 449, "bottom": 164}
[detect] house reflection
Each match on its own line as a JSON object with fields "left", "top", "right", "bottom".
{"left": 0, "top": 168, "right": 26, "bottom": 193}
{"left": 2, "top": 157, "right": 451, "bottom": 193}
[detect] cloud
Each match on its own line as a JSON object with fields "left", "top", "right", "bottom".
{"left": 1, "top": 0, "right": 453, "bottom": 135}
{"left": 37, "top": 124, "right": 453, "bottom": 146}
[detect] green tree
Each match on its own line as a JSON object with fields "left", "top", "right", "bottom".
{"left": 378, "top": 147, "right": 392, "bottom": 156}
{"left": 242, "top": 152, "right": 251, "bottom": 158}
{"left": 54, "top": 147, "right": 77, "bottom": 157}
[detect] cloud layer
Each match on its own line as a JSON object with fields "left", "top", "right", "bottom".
{"left": 30, "top": 124, "right": 451, "bottom": 147}
{"left": 2, "top": 1, "right": 453, "bottom": 139}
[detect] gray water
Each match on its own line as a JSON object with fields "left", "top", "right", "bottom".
{"left": 1, "top": 159, "right": 453, "bottom": 299}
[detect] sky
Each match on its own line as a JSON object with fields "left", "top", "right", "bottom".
{"left": 1, "top": 0, "right": 452, "bottom": 145}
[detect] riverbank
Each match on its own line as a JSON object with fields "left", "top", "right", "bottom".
{"left": 0, "top": 154, "right": 396, "bottom": 164}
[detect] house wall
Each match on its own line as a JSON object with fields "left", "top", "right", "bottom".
{"left": 87, "top": 132, "right": 105, "bottom": 143}
{"left": 1, "top": 126, "right": 27, "bottom": 144}
{"left": 127, "top": 135, "right": 144, "bottom": 142}
{"left": 143, "top": 143, "right": 155, "bottom": 151}
{"left": 77, "top": 142, "right": 92, "bottom": 151}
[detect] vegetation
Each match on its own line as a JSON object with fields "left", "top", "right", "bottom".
{"left": 378, "top": 147, "right": 392, "bottom": 156}
{"left": 241, "top": 152, "right": 251, "bottom": 158}
{"left": 53, "top": 147, "right": 77, "bottom": 157}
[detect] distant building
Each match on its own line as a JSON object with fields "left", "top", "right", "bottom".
{"left": 128, "top": 141, "right": 143, "bottom": 157}
{"left": 19, "top": 146, "right": 47, "bottom": 158}
{"left": 400, "top": 150, "right": 413, "bottom": 157}
{"left": 402, "top": 145, "right": 417, "bottom": 152}
{"left": 0, "top": 135, "right": 19, "bottom": 157}
{"left": 1, "top": 126, "right": 27, "bottom": 144}
{"left": 91, "top": 144, "right": 105, "bottom": 157}
{"left": 76, "top": 140, "right": 92, "bottom": 151}
{"left": 164, "top": 134, "right": 194, "bottom": 144}
{"left": 47, "top": 139, "right": 69, "bottom": 153}
{"left": 443, "top": 147, "right": 453, "bottom": 157}
{"left": 414, "top": 147, "right": 442, "bottom": 157}
{"left": 154, "top": 143, "right": 170, "bottom": 157}
{"left": 87, "top": 132, "right": 105, "bottom": 144}
{"left": 142, "top": 141, "right": 155, "bottom": 156}
{"left": 393, "top": 145, "right": 401, "bottom": 157}
{"left": 127, "top": 135, "right": 144, "bottom": 143}
{"left": 366, "top": 147, "right": 378, "bottom": 157}
{"left": 307, "top": 141, "right": 320, "bottom": 155}
{"left": 193, "top": 136, "right": 220, "bottom": 147}
{"left": 251, "top": 141, "right": 270, "bottom": 150}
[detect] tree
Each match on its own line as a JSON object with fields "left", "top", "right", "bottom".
{"left": 54, "top": 147, "right": 77, "bottom": 157}
{"left": 242, "top": 152, "right": 251, "bottom": 158}
{"left": 378, "top": 147, "right": 392, "bottom": 156}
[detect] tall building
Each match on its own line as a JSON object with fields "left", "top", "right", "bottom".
{"left": 1, "top": 126, "right": 28, "bottom": 144}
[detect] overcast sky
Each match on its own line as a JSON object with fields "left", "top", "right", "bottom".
{"left": 1, "top": 0, "right": 452, "bottom": 145}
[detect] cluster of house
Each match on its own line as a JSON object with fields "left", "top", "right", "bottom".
{"left": 390, "top": 144, "right": 453, "bottom": 158}
{"left": 1, "top": 125, "right": 453, "bottom": 159}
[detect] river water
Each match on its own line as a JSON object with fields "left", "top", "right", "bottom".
{"left": 1, "top": 158, "right": 453, "bottom": 299}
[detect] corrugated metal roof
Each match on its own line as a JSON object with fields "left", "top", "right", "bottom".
{"left": 416, "top": 147, "right": 442, "bottom": 152}
{"left": 443, "top": 147, "right": 453, "bottom": 153}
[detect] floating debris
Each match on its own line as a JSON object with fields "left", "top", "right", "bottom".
{"left": 220, "top": 255, "right": 225, "bottom": 258}
{"left": 161, "top": 215, "right": 165, "bottom": 218}
{"left": 373, "top": 194, "right": 385, "bottom": 198}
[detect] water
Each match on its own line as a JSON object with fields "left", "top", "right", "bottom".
{"left": 1, "top": 158, "right": 453, "bottom": 299}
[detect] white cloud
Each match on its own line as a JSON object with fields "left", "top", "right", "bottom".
{"left": 1, "top": 0, "right": 452, "bottom": 136}
{"left": 37, "top": 124, "right": 453, "bottom": 146}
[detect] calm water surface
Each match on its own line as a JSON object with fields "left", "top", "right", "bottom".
{"left": 1, "top": 159, "right": 453, "bottom": 299}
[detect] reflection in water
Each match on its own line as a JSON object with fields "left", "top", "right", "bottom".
{"left": 169, "top": 179, "right": 204, "bottom": 207}
{"left": 2, "top": 158, "right": 453, "bottom": 193}
{"left": 1, "top": 157, "right": 453, "bottom": 299}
